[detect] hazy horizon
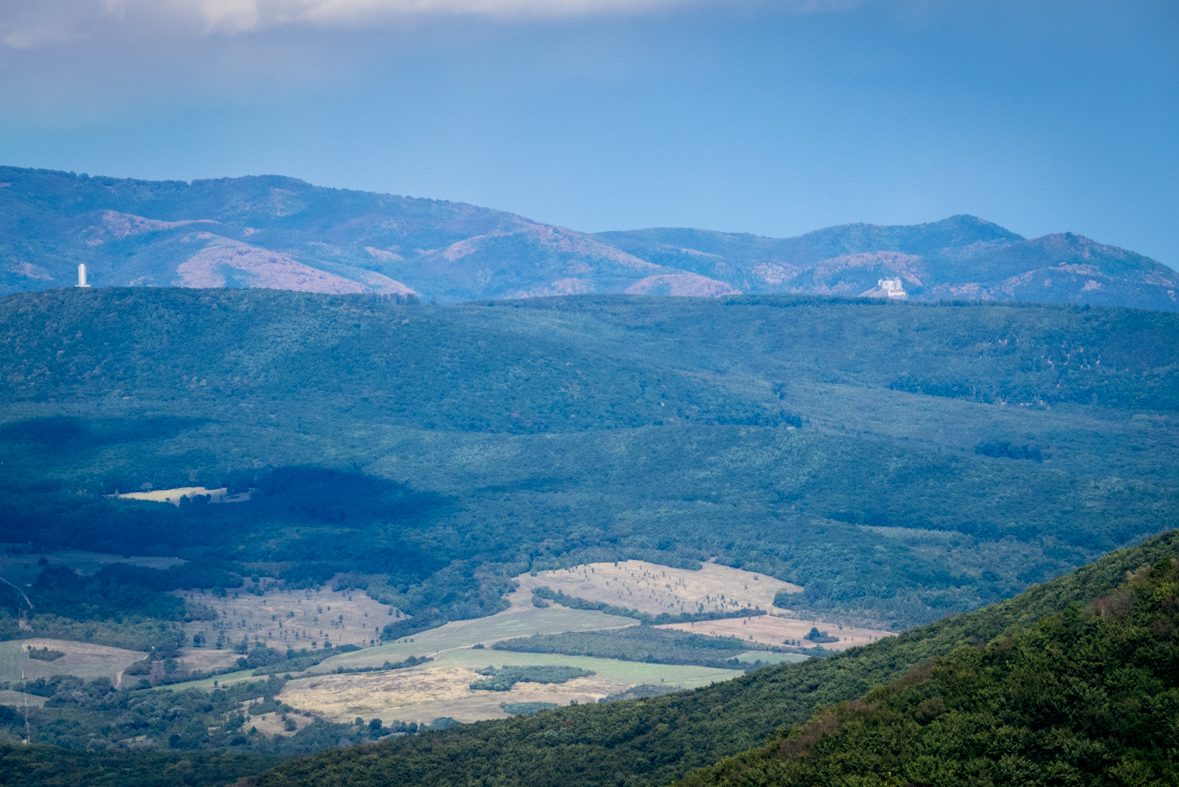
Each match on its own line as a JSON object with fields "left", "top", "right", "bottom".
{"left": 1, "top": 0, "right": 1176, "bottom": 266}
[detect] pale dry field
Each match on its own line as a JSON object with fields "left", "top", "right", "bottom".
{"left": 657, "top": 614, "right": 892, "bottom": 652}
{"left": 174, "top": 648, "right": 242, "bottom": 675}
{"left": 514, "top": 560, "right": 803, "bottom": 617}
{"left": 0, "top": 689, "right": 46, "bottom": 708}
{"left": 240, "top": 710, "right": 314, "bottom": 737}
{"left": 0, "top": 639, "right": 145, "bottom": 683}
{"left": 282, "top": 649, "right": 736, "bottom": 726}
{"left": 177, "top": 583, "right": 400, "bottom": 652}
{"left": 312, "top": 584, "right": 636, "bottom": 672}
{"left": 113, "top": 486, "right": 251, "bottom": 506}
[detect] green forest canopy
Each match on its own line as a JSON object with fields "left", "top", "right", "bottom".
{"left": 1, "top": 289, "right": 1176, "bottom": 641}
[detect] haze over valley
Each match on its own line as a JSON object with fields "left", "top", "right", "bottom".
{"left": 1, "top": 0, "right": 1177, "bottom": 783}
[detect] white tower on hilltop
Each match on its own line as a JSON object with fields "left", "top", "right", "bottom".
{"left": 76, "top": 264, "right": 90, "bottom": 288}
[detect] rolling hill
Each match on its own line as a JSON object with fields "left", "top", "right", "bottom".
{"left": 250, "top": 529, "right": 1179, "bottom": 787}
{"left": 1, "top": 288, "right": 1177, "bottom": 783}
{"left": 2, "top": 166, "right": 1175, "bottom": 310}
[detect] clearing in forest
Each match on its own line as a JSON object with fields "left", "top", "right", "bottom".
{"left": 657, "top": 615, "right": 892, "bottom": 652}
{"left": 176, "top": 583, "right": 400, "bottom": 654}
{"left": 514, "top": 560, "right": 803, "bottom": 617}
{"left": 281, "top": 649, "right": 738, "bottom": 726}
{"left": 0, "top": 639, "right": 145, "bottom": 683}
{"left": 112, "top": 486, "right": 252, "bottom": 506}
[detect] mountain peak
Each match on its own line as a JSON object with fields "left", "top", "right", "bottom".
{"left": 1, "top": 167, "right": 1173, "bottom": 311}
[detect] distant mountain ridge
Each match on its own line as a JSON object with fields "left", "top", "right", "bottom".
{"left": 2, "top": 166, "right": 1175, "bottom": 310}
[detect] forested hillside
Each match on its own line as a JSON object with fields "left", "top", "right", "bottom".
{"left": 2, "top": 530, "right": 1172, "bottom": 787}
{"left": 246, "top": 530, "right": 1179, "bottom": 787}
{"left": 678, "top": 553, "right": 1179, "bottom": 787}
{"left": 1, "top": 289, "right": 1177, "bottom": 783}
{"left": 3, "top": 289, "right": 1177, "bottom": 644}
{"left": 3, "top": 166, "right": 1176, "bottom": 309}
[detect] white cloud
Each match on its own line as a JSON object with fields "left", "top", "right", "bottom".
{"left": 2, "top": 0, "right": 867, "bottom": 45}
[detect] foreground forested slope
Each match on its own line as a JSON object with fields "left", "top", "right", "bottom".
{"left": 250, "top": 530, "right": 1179, "bottom": 787}
{"left": 678, "top": 552, "right": 1179, "bottom": 787}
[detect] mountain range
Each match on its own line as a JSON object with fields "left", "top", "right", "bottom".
{"left": 2, "top": 166, "right": 1176, "bottom": 310}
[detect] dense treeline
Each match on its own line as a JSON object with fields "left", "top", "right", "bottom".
{"left": 529, "top": 586, "right": 766, "bottom": 626}
{"left": 468, "top": 665, "right": 595, "bottom": 691}
{"left": 493, "top": 626, "right": 797, "bottom": 669}
{"left": 0, "top": 746, "right": 282, "bottom": 787}
{"left": 250, "top": 530, "right": 1179, "bottom": 787}
{"left": 678, "top": 556, "right": 1179, "bottom": 786}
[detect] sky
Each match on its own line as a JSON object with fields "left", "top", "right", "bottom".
{"left": 1, "top": 0, "right": 1176, "bottom": 266}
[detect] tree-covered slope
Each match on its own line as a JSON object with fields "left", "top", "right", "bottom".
{"left": 1, "top": 290, "right": 1177, "bottom": 643}
{"left": 250, "top": 530, "right": 1179, "bottom": 787}
{"left": 3, "top": 166, "right": 1175, "bottom": 309}
{"left": 677, "top": 552, "right": 1179, "bottom": 787}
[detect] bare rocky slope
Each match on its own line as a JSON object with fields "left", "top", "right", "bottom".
{"left": 2, "top": 166, "right": 1175, "bottom": 309}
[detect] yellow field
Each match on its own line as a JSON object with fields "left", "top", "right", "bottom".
{"left": 657, "top": 614, "right": 892, "bottom": 652}
{"left": 313, "top": 583, "right": 637, "bottom": 672}
{"left": 281, "top": 649, "right": 739, "bottom": 725}
{"left": 112, "top": 486, "right": 252, "bottom": 506}
{"left": 514, "top": 559, "right": 803, "bottom": 617}
{"left": 177, "top": 583, "right": 399, "bottom": 652}
{"left": 242, "top": 710, "right": 314, "bottom": 737}
{"left": 0, "top": 639, "right": 145, "bottom": 684}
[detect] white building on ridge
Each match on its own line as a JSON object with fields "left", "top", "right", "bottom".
{"left": 859, "top": 276, "right": 907, "bottom": 299}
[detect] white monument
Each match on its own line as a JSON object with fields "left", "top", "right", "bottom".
{"left": 76, "top": 264, "right": 90, "bottom": 288}
{"left": 877, "top": 277, "right": 906, "bottom": 298}
{"left": 860, "top": 277, "right": 907, "bottom": 299}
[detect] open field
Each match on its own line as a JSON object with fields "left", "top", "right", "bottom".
{"left": 239, "top": 709, "right": 315, "bottom": 737}
{"left": 158, "top": 585, "right": 637, "bottom": 693}
{"left": 514, "top": 560, "right": 803, "bottom": 617}
{"left": 0, "top": 639, "right": 145, "bottom": 683}
{"left": 177, "top": 582, "right": 399, "bottom": 651}
{"left": 0, "top": 689, "right": 45, "bottom": 708}
{"left": 112, "top": 486, "right": 252, "bottom": 505}
{"left": 0, "top": 545, "right": 184, "bottom": 592}
{"left": 282, "top": 649, "right": 740, "bottom": 725}
{"left": 657, "top": 614, "right": 892, "bottom": 652}
{"left": 314, "top": 589, "right": 637, "bottom": 672}
{"left": 736, "top": 651, "right": 808, "bottom": 665}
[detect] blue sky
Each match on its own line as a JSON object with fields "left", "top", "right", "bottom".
{"left": 1, "top": 0, "right": 1176, "bottom": 266}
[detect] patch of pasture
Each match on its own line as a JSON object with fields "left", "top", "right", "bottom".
{"left": 514, "top": 560, "right": 802, "bottom": 618}
{"left": 736, "top": 651, "right": 809, "bottom": 666}
{"left": 112, "top": 486, "right": 252, "bottom": 506}
{"left": 0, "top": 546, "right": 184, "bottom": 591}
{"left": 281, "top": 650, "right": 738, "bottom": 725}
{"left": 177, "top": 582, "right": 398, "bottom": 652}
{"left": 0, "top": 639, "right": 145, "bottom": 683}
{"left": 0, "top": 689, "right": 45, "bottom": 708}
{"left": 657, "top": 614, "right": 892, "bottom": 652}
{"left": 242, "top": 710, "right": 314, "bottom": 738}
{"left": 314, "top": 603, "right": 636, "bottom": 673}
